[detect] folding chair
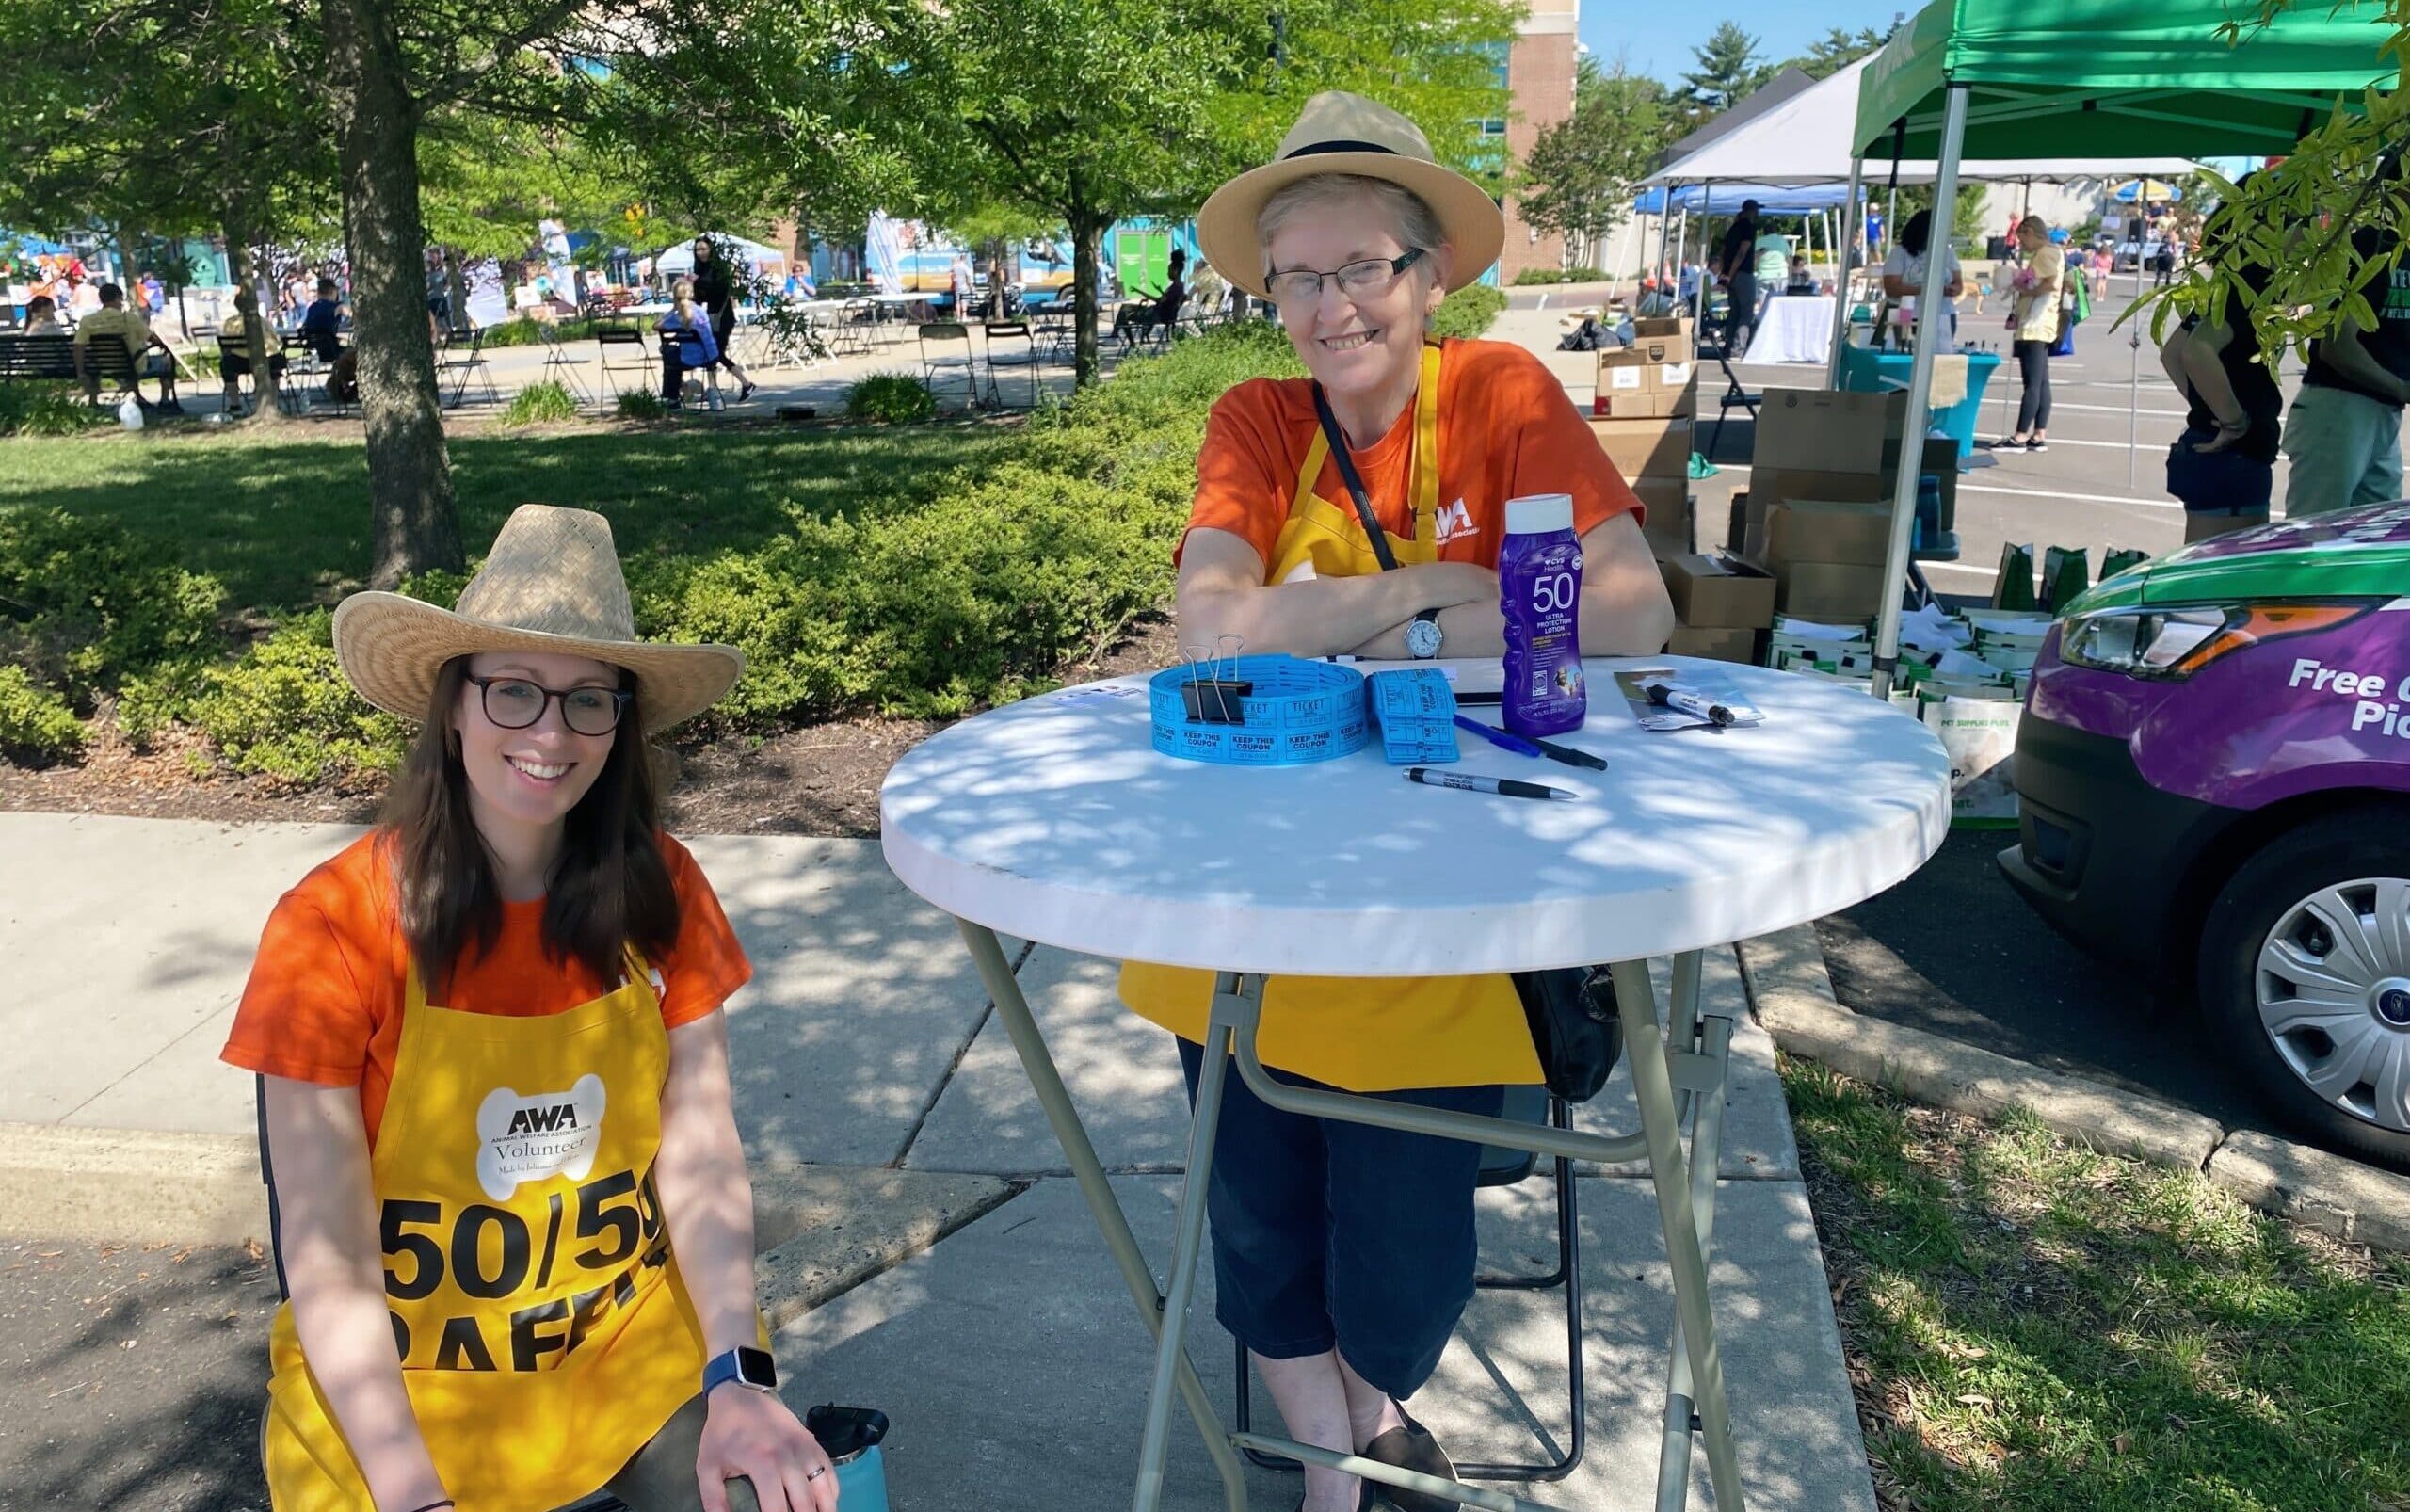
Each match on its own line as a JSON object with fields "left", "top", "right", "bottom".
{"left": 981, "top": 321, "right": 1040, "bottom": 408}
{"left": 1232, "top": 1085, "right": 1587, "bottom": 1485}
{"left": 1143, "top": 298, "right": 1190, "bottom": 354}
{"left": 539, "top": 323, "right": 595, "bottom": 408}
{"left": 919, "top": 321, "right": 976, "bottom": 410}
{"left": 593, "top": 324, "right": 652, "bottom": 412}
{"left": 436, "top": 326, "right": 499, "bottom": 408}
{"left": 1706, "top": 351, "right": 1760, "bottom": 463}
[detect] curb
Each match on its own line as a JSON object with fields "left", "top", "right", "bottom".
{"left": 1737, "top": 924, "right": 2410, "bottom": 1253}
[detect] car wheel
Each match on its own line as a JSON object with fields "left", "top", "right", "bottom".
{"left": 2200, "top": 808, "right": 2410, "bottom": 1171}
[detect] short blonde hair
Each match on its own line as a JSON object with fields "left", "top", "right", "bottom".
{"left": 2017, "top": 215, "right": 2048, "bottom": 239}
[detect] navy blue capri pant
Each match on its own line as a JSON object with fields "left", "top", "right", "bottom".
{"left": 1179, "top": 1037, "right": 1506, "bottom": 1398}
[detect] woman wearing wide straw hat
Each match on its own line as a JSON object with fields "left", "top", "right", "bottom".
{"left": 1123, "top": 93, "right": 1675, "bottom": 1512}
{"left": 224, "top": 505, "right": 837, "bottom": 1512}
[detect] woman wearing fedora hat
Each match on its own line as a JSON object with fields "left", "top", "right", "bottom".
{"left": 223, "top": 506, "right": 837, "bottom": 1512}
{"left": 1122, "top": 93, "right": 1675, "bottom": 1512}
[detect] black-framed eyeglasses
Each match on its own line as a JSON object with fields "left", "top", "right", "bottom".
{"left": 1263, "top": 248, "right": 1425, "bottom": 309}
{"left": 465, "top": 675, "right": 631, "bottom": 736}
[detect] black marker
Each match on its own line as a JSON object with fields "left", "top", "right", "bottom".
{"left": 1405, "top": 768, "right": 1579, "bottom": 802}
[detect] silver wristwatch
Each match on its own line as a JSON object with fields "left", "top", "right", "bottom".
{"left": 1406, "top": 608, "right": 1443, "bottom": 660}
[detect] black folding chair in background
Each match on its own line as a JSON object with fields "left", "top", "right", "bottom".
{"left": 1232, "top": 1084, "right": 1588, "bottom": 1485}
{"left": 919, "top": 321, "right": 977, "bottom": 410}
{"left": 1707, "top": 351, "right": 1760, "bottom": 462}
{"left": 437, "top": 326, "right": 499, "bottom": 409}
{"left": 981, "top": 321, "right": 1040, "bottom": 408}
{"left": 594, "top": 324, "right": 652, "bottom": 412}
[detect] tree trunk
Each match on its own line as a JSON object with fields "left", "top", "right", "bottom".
{"left": 1070, "top": 213, "right": 1104, "bottom": 388}
{"left": 325, "top": 0, "right": 463, "bottom": 587}
{"left": 221, "top": 207, "right": 289, "bottom": 428}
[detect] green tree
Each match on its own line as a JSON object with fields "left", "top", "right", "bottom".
{"left": 1678, "top": 21, "right": 1772, "bottom": 120}
{"left": 599, "top": 0, "right": 1515, "bottom": 386}
{"left": 2138, "top": 4, "right": 2410, "bottom": 369}
{"left": 1783, "top": 24, "right": 1895, "bottom": 80}
{"left": 0, "top": 0, "right": 333, "bottom": 424}
{"left": 1516, "top": 58, "right": 1673, "bottom": 266}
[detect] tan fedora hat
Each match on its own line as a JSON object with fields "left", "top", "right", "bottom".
{"left": 1197, "top": 91, "right": 1505, "bottom": 301}
{"left": 332, "top": 505, "right": 743, "bottom": 735}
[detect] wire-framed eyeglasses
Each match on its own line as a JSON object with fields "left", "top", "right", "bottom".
{"left": 1263, "top": 248, "right": 1425, "bottom": 309}
{"left": 465, "top": 675, "right": 632, "bottom": 736}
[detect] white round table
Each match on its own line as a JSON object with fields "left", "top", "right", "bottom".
{"left": 879, "top": 655, "right": 1950, "bottom": 1512}
{"left": 883, "top": 655, "right": 1951, "bottom": 974}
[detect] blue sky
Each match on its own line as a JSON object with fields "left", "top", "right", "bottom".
{"left": 1578, "top": 1, "right": 1916, "bottom": 85}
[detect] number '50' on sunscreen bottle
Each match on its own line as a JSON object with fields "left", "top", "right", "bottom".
{"left": 1500, "top": 492, "right": 1586, "bottom": 737}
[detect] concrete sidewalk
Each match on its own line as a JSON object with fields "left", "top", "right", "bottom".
{"left": 0, "top": 812, "right": 1874, "bottom": 1509}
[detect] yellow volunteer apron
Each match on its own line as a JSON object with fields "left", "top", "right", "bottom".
{"left": 264, "top": 950, "right": 711, "bottom": 1512}
{"left": 1121, "top": 343, "right": 1541, "bottom": 1092}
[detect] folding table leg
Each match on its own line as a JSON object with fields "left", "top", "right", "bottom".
{"left": 1656, "top": 983, "right": 1737, "bottom": 1511}
{"left": 1132, "top": 973, "right": 1245, "bottom": 1512}
{"left": 1611, "top": 957, "right": 1745, "bottom": 1512}
{"left": 952, "top": 922, "right": 1250, "bottom": 1512}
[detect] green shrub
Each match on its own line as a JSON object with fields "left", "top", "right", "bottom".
{"left": 1430, "top": 284, "right": 1507, "bottom": 340}
{"left": 0, "top": 665, "right": 84, "bottom": 762}
{"left": 615, "top": 390, "right": 666, "bottom": 421}
{"left": 844, "top": 373, "right": 937, "bottom": 425}
{"left": 0, "top": 507, "right": 225, "bottom": 704}
{"left": 499, "top": 380, "right": 582, "bottom": 427}
{"left": 473, "top": 315, "right": 616, "bottom": 349}
{"left": 0, "top": 383, "right": 108, "bottom": 437}
{"left": 1511, "top": 268, "right": 1569, "bottom": 285}
{"left": 182, "top": 610, "right": 410, "bottom": 783}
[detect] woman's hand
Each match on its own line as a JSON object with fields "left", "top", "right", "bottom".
{"left": 697, "top": 1388, "right": 839, "bottom": 1512}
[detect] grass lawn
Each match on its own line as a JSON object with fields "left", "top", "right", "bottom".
{"left": 1787, "top": 1060, "right": 2410, "bottom": 1510}
{"left": 0, "top": 423, "right": 1003, "bottom": 616}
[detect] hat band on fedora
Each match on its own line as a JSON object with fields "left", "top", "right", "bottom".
{"left": 1283, "top": 139, "right": 1403, "bottom": 161}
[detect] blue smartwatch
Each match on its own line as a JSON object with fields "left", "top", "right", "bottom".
{"left": 703, "top": 1345, "right": 777, "bottom": 1396}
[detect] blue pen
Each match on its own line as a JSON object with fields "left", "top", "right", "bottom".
{"left": 1453, "top": 714, "right": 1542, "bottom": 758}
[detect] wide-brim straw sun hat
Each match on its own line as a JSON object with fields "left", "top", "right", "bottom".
{"left": 333, "top": 504, "right": 744, "bottom": 735}
{"left": 1197, "top": 90, "right": 1505, "bottom": 301}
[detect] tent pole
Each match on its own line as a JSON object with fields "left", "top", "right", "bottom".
{"left": 1673, "top": 212, "right": 1688, "bottom": 306}
{"left": 1695, "top": 185, "right": 1711, "bottom": 335}
{"left": 1827, "top": 157, "right": 1866, "bottom": 388}
{"left": 1873, "top": 84, "right": 1969, "bottom": 703}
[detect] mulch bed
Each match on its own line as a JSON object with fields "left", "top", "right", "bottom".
{"left": 0, "top": 619, "right": 1181, "bottom": 837}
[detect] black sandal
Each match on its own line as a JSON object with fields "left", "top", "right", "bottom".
{"left": 1359, "top": 1411, "right": 1458, "bottom": 1512}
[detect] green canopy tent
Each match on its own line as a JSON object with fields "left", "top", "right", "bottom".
{"left": 1828, "top": 0, "right": 2398, "bottom": 698}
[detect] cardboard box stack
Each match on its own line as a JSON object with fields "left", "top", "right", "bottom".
{"left": 1741, "top": 388, "right": 1958, "bottom": 624}
{"left": 1658, "top": 553, "right": 1775, "bottom": 663}
{"left": 1589, "top": 320, "right": 1697, "bottom": 560}
{"left": 1593, "top": 317, "right": 1697, "bottom": 421}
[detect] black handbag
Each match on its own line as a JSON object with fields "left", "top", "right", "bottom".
{"left": 1312, "top": 389, "right": 1626, "bottom": 1102}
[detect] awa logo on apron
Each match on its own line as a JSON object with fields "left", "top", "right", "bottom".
{"left": 475, "top": 1074, "right": 607, "bottom": 1198}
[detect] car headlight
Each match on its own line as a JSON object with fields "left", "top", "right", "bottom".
{"left": 2059, "top": 603, "right": 2371, "bottom": 681}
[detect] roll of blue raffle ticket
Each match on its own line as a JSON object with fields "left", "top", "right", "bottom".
{"left": 1149, "top": 655, "right": 1370, "bottom": 764}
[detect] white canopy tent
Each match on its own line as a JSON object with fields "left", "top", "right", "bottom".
{"left": 1642, "top": 54, "right": 2197, "bottom": 339}
{"left": 652, "top": 234, "right": 788, "bottom": 279}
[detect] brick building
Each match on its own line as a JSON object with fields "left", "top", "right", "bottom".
{"left": 1497, "top": 0, "right": 1579, "bottom": 282}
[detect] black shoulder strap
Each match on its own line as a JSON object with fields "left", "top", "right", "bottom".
{"left": 1310, "top": 382, "right": 1402, "bottom": 573}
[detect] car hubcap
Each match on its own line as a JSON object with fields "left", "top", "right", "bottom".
{"left": 2257, "top": 877, "right": 2410, "bottom": 1133}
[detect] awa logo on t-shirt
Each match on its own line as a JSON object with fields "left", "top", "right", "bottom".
{"left": 1434, "top": 498, "right": 1477, "bottom": 545}
{"left": 474, "top": 1074, "right": 606, "bottom": 1199}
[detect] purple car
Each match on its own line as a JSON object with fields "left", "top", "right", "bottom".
{"left": 2000, "top": 501, "right": 2410, "bottom": 1166}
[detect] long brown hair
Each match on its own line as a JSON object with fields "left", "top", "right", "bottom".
{"left": 381, "top": 656, "right": 680, "bottom": 997}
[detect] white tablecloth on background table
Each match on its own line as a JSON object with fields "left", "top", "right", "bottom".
{"left": 1743, "top": 294, "right": 1837, "bottom": 365}
{"left": 882, "top": 655, "right": 1951, "bottom": 976}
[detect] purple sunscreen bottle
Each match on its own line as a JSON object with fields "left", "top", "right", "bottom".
{"left": 1499, "top": 492, "right": 1586, "bottom": 737}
